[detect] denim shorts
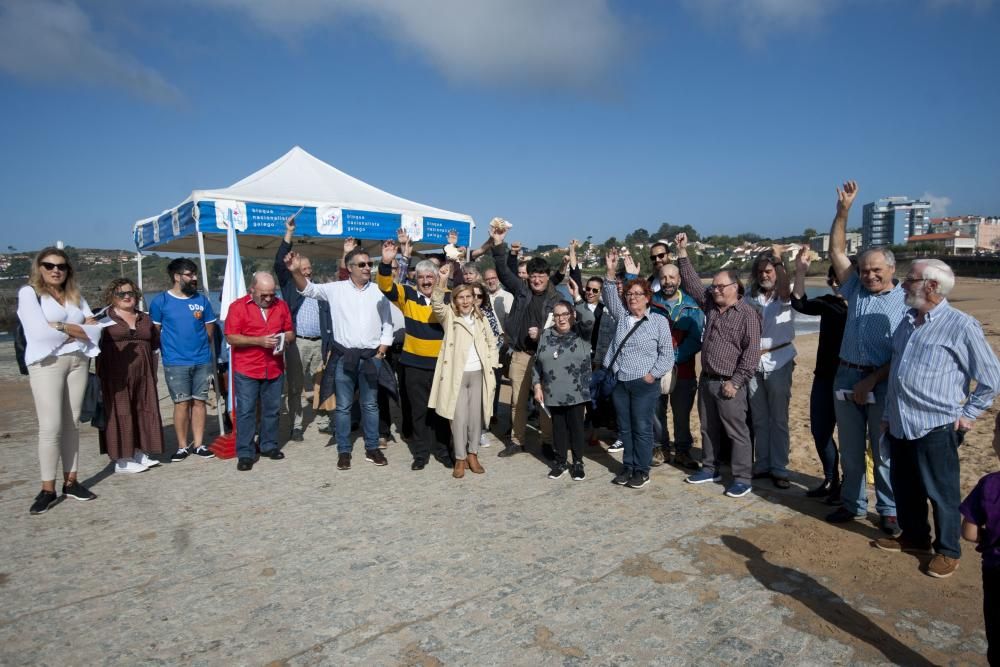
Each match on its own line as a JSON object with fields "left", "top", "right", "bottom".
{"left": 164, "top": 362, "right": 213, "bottom": 403}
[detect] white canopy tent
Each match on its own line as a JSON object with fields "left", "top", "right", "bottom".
{"left": 132, "top": 146, "right": 476, "bottom": 292}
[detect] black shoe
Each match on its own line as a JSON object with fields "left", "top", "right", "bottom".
{"left": 547, "top": 463, "right": 569, "bottom": 480}
{"left": 337, "top": 453, "right": 351, "bottom": 470}
{"left": 29, "top": 490, "right": 58, "bottom": 515}
{"left": 541, "top": 442, "right": 556, "bottom": 461}
{"left": 435, "top": 456, "right": 455, "bottom": 469}
{"left": 170, "top": 448, "right": 190, "bottom": 462}
{"left": 806, "top": 480, "right": 833, "bottom": 498}
{"left": 751, "top": 471, "right": 771, "bottom": 480}
{"left": 612, "top": 469, "right": 631, "bottom": 485}
{"left": 237, "top": 458, "right": 254, "bottom": 471}
{"left": 263, "top": 450, "right": 285, "bottom": 460}
{"left": 825, "top": 482, "right": 842, "bottom": 505}
{"left": 497, "top": 443, "right": 522, "bottom": 458}
{"left": 365, "top": 449, "right": 388, "bottom": 466}
{"left": 880, "top": 515, "right": 902, "bottom": 537}
{"left": 290, "top": 429, "right": 304, "bottom": 442}
{"left": 191, "top": 446, "right": 216, "bottom": 459}
{"left": 62, "top": 481, "right": 96, "bottom": 501}
{"left": 411, "top": 459, "right": 427, "bottom": 471}
{"left": 826, "top": 507, "right": 864, "bottom": 523}
{"left": 626, "top": 471, "right": 650, "bottom": 489}
{"left": 773, "top": 477, "right": 791, "bottom": 490}
{"left": 570, "top": 462, "right": 586, "bottom": 481}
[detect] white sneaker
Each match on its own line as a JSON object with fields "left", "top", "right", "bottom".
{"left": 133, "top": 451, "right": 161, "bottom": 468}
{"left": 480, "top": 431, "right": 491, "bottom": 447}
{"left": 115, "top": 459, "right": 148, "bottom": 474}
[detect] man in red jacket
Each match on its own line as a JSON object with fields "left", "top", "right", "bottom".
{"left": 224, "top": 272, "right": 293, "bottom": 471}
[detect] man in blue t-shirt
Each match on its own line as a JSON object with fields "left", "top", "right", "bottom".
{"left": 150, "top": 258, "right": 218, "bottom": 461}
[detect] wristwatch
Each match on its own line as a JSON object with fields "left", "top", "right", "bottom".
{"left": 56, "top": 322, "right": 65, "bottom": 332}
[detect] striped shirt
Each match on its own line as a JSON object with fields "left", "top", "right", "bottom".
{"left": 376, "top": 263, "right": 446, "bottom": 370}
{"left": 600, "top": 280, "right": 673, "bottom": 382}
{"left": 885, "top": 300, "right": 1000, "bottom": 440}
{"left": 678, "top": 257, "right": 761, "bottom": 388}
{"left": 837, "top": 273, "right": 908, "bottom": 367}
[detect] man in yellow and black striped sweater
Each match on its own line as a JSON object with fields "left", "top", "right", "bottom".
{"left": 376, "top": 239, "right": 454, "bottom": 471}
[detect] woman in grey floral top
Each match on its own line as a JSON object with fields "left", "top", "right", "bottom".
{"left": 532, "top": 279, "right": 595, "bottom": 480}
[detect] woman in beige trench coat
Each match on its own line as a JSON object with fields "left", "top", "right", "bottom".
{"left": 428, "top": 263, "right": 499, "bottom": 478}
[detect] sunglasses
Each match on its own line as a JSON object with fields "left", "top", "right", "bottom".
{"left": 41, "top": 262, "right": 68, "bottom": 271}
{"left": 650, "top": 252, "right": 667, "bottom": 261}
{"left": 351, "top": 262, "right": 374, "bottom": 269}
{"left": 114, "top": 290, "right": 137, "bottom": 299}
{"left": 584, "top": 287, "right": 601, "bottom": 293}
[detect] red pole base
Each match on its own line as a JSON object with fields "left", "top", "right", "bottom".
{"left": 208, "top": 433, "right": 237, "bottom": 459}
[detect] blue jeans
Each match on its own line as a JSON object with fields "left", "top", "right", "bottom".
{"left": 749, "top": 361, "right": 794, "bottom": 479}
{"left": 653, "top": 377, "right": 698, "bottom": 454}
{"left": 888, "top": 426, "right": 962, "bottom": 558}
{"left": 809, "top": 376, "right": 839, "bottom": 483}
{"left": 334, "top": 356, "right": 380, "bottom": 453}
{"left": 612, "top": 377, "right": 660, "bottom": 474}
{"left": 234, "top": 372, "right": 283, "bottom": 460}
{"left": 833, "top": 366, "right": 895, "bottom": 517}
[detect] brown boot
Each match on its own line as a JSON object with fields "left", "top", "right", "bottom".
{"left": 467, "top": 453, "right": 485, "bottom": 474}
{"left": 453, "top": 459, "right": 466, "bottom": 478}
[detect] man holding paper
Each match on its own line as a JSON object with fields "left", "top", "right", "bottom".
{"left": 825, "top": 181, "right": 909, "bottom": 534}
{"left": 224, "top": 272, "right": 293, "bottom": 471}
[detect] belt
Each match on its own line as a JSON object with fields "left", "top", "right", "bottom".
{"left": 838, "top": 359, "right": 876, "bottom": 372}
{"left": 762, "top": 341, "right": 792, "bottom": 355}
{"left": 296, "top": 335, "right": 321, "bottom": 341}
{"left": 701, "top": 372, "right": 730, "bottom": 381}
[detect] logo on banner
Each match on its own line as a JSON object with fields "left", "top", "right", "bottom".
{"left": 171, "top": 209, "right": 180, "bottom": 235}
{"left": 315, "top": 205, "right": 343, "bottom": 235}
{"left": 215, "top": 200, "right": 247, "bottom": 231}
{"left": 400, "top": 214, "right": 424, "bottom": 242}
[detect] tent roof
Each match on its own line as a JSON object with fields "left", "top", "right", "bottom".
{"left": 192, "top": 146, "right": 472, "bottom": 223}
{"left": 133, "top": 146, "right": 474, "bottom": 258}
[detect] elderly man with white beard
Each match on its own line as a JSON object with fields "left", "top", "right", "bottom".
{"left": 873, "top": 259, "right": 1000, "bottom": 579}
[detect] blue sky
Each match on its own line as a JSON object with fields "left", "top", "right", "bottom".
{"left": 1, "top": 0, "right": 998, "bottom": 252}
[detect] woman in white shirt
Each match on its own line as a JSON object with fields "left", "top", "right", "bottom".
{"left": 17, "top": 247, "right": 101, "bottom": 515}
{"left": 428, "top": 264, "right": 499, "bottom": 479}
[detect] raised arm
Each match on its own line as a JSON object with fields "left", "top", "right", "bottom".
{"left": 601, "top": 248, "right": 626, "bottom": 319}
{"left": 774, "top": 255, "right": 791, "bottom": 302}
{"left": 792, "top": 246, "right": 809, "bottom": 300}
{"left": 274, "top": 216, "right": 295, "bottom": 287}
{"left": 674, "top": 233, "right": 706, "bottom": 309}
{"left": 489, "top": 226, "right": 525, "bottom": 295}
{"left": 376, "top": 240, "right": 405, "bottom": 305}
{"left": 430, "top": 262, "right": 453, "bottom": 321}
{"left": 284, "top": 251, "right": 311, "bottom": 294}
{"left": 830, "top": 180, "right": 858, "bottom": 285}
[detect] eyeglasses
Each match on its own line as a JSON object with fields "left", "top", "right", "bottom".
{"left": 584, "top": 287, "right": 601, "bottom": 293}
{"left": 625, "top": 291, "right": 646, "bottom": 298}
{"left": 114, "top": 290, "right": 136, "bottom": 299}
{"left": 710, "top": 282, "right": 736, "bottom": 292}
{"left": 553, "top": 312, "right": 572, "bottom": 318}
{"left": 41, "top": 262, "right": 68, "bottom": 271}
{"left": 902, "top": 277, "right": 925, "bottom": 284}
{"left": 650, "top": 252, "right": 667, "bottom": 261}
{"left": 351, "top": 262, "right": 374, "bottom": 269}
{"left": 180, "top": 271, "right": 196, "bottom": 279}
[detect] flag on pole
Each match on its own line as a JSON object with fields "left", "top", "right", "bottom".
{"left": 219, "top": 211, "right": 247, "bottom": 418}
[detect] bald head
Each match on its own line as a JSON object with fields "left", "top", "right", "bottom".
{"left": 251, "top": 271, "right": 278, "bottom": 308}
{"left": 658, "top": 263, "right": 681, "bottom": 298}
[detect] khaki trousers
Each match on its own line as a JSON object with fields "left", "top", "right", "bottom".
{"left": 509, "top": 350, "right": 551, "bottom": 445}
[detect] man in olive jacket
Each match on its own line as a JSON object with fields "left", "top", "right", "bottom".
{"left": 488, "top": 225, "right": 563, "bottom": 457}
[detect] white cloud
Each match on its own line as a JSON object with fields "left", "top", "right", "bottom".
{"left": 922, "top": 192, "right": 953, "bottom": 216}
{"left": 199, "top": 0, "right": 628, "bottom": 90}
{"left": 0, "top": 0, "right": 181, "bottom": 104}
{"left": 682, "top": 0, "right": 838, "bottom": 45}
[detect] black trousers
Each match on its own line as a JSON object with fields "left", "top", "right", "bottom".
{"left": 404, "top": 365, "right": 451, "bottom": 463}
{"left": 550, "top": 403, "right": 586, "bottom": 466}
{"left": 986, "top": 565, "right": 999, "bottom": 666}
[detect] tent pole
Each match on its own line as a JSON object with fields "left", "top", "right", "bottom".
{"left": 136, "top": 252, "right": 144, "bottom": 311}
{"left": 466, "top": 224, "right": 474, "bottom": 262}
{"left": 197, "top": 231, "right": 226, "bottom": 436}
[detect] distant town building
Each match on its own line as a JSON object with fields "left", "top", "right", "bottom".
{"left": 862, "top": 197, "right": 931, "bottom": 249}
{"left": 905, "top": 230, "right": 976, "bottom": 255}
{"left": 930, "top": 216, "right": 1000, "bottom": 251}
{"left": 810, "top": 232, "right": 861, "bottom": 257}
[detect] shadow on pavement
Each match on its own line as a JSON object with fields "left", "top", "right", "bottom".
{"left": 721, "top": 534, "right": 935, "bottom": 667}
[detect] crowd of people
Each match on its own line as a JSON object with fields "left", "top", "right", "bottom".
{"left": 15, "top": 181, "right": 1000, "bottom": 658}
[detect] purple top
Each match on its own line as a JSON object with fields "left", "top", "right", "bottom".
{"left": 960, "top": 471, "right": 1000, "bottom": 569}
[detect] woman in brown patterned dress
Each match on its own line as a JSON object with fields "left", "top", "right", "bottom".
{"left": 96, "top": 278, "right": 164, "bottom": 473}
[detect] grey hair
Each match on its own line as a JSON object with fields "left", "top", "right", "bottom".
{"left": 860, "top": 247, "right": 896, "bottom": 268}
{"left": 414, "top": 260, "right": 437, "bottom": 276}
{"left": 914, "top": 259, "right": 955, "bottom": 296}
{"left": 250, "top": 271, "right": 275, "bottom": 288}
{"left": 462, "top": 262, "right": 481, "bottom": 275}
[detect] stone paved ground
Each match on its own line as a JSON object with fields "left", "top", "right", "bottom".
{"left": 0, "top": 338, "right": 988, "bottom": 666}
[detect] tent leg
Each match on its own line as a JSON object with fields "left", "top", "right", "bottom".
{"left": 136, "top": 252, "right": 144, "bottom": 311}
{"left": 197, "top": 231, "right": 226, "bottom": 436}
